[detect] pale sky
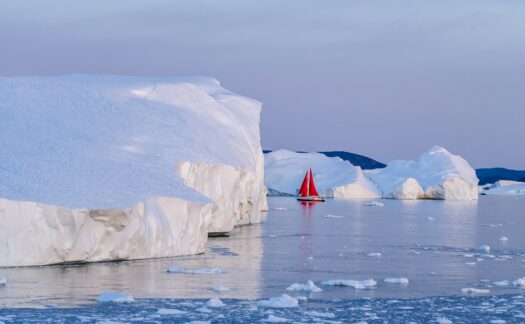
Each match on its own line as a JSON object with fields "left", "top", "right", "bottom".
{"left": 1, "top": 1, "right": 524, "bottom": 168}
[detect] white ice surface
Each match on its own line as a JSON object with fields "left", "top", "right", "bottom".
{"left": 367, "top": 146, "right": 478, "bottom": 200}
{"left": 286, "top": 280, "right": 322, "bottom": 293}
{"left": 0, "top": 75, "right": 267, "bottom": 266}
{"left": 207, "top": 298, "right": 226, "bottom": 307}
{"left": 484, "top": 182, "right": 525, "bottom": 196}
{"left": 257, "top": 294, "right": 299, "bottom": 308}
{"left": 264, "top": 150, "right": 380, "bottom": 198}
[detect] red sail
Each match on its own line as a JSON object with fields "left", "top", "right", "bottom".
{"left": 308, "top": 168, "right": 320, "bottom": 196}
{"left": 298, "top": 170, "right": 310, "bottom": 197}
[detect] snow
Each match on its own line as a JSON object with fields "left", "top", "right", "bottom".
{"left": 384, "top": 277, "right": 409, "bottom": 284}
{"left": 206, "top": 298, "right": 226, "bottom": 307}
{"left": 167, "top": 267, "right": 223, "bottom": 274}
{"left": 367, "top": 146, "right": 478, "bottom": 200}
{"left": 0, "top": 75, "right": 266, "bottom": 266}
{"left": 257, "top": 294, "right": 299, "bottom": 308}
{"left": 95, "top": 291, "right": 134, "bottom": 303}
{"left": 321, "top": 279, "right": 377, "bottom": 289}
{"left": 286, "top": 280, "right": 322, "bottom": 293}
{"left": 264, "top": 150, "right": 380, "bottom": 198}
{"left": 461, "top": 288, "right": 490, "bottom": 294}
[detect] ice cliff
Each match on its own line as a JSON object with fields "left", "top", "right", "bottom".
{"left": 264, "top": 146, "right": 478, "bottom": 201}
{"left": 0, "top": 75, "right": 267, "bottom": 267}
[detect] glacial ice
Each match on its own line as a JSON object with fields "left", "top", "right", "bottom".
{"left": 0, "top": 75, "right": 267, "bottom": 267}
{"left": 264, "top": 150, "right": 380, "bottom": 198}
{"left": 367, "top": 146, "right": 479, "bottom": 200}
{"left": 484, "top": 182, "right": 525, "bottom": 196}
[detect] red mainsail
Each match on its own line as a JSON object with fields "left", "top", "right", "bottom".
{"left": 298, "top": 168, "right": 320, "bottom": 197}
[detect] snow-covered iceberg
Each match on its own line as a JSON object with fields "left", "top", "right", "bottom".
{"left": 264, "top": 150, "right": 380, "bottom": 199}
{"left": 367, "top": 146, "right": 479, "bottom": 200}
{"left": 483, "top": 181, "right": 525, "bottom": 196}
{"left": 0, "top": 75, "right": 266, "bottom": 267}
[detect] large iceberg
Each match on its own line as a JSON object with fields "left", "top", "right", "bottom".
{"left": 0, "top": 75, "right": 266, "bottom": 266}
{"left": 483, "top": 180, "right": 525, "bottom": 196}
{"left": 264, "top": 150, "right": 380, "bottom": 199}
{"left": 367, "top": 146, "right": 479, "bottom": 200}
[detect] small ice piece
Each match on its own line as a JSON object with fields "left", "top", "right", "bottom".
{"left": 465, "top": 262, "right": 476, "bottom": 266}
{"left": 499, "top": 236, "right": 509, "bottom": 242}
{"left": 212, "top": 285, "right": 231, "bottom": 292}
{"left": 257, "top": 294, "right": 299, "bottom": 308}
{"left": 95, "top": 291, "right": 134, "bottom": 302}
{"left": 0, "top": 278, "right": 6, "bottom": 286}
{"left": 461, "top": 288, "right": 490, "bottom": 294}
{"left": 307, "top": 256, "right": 314, "bottom": 260}
{"left": 364, "top": 201, "right": 384, "bottom": 207}
{"left": 157, "top": 308, "right": 187, "bottom": 315}
{"left": 207, "top": 298, "right": 226, "bottom": 307}
{"left": 304, "top": 310, "right": 336, "bottom": 318}
{"left": 436, "top": 317, "right": 453, "bottom": 324}
{"left": 411, "top": 250, "right": 421, "bottom": 255}
{"left": 324, "top": 214, "right": 344, "bottom": 218}
{"left": 286, "top": 280, "right": 322, "bottom": 293}
{"left": 264, "top": 314, "right": 289, "bottom": 323}
{"left": 512, "top": 277, "right": 525, "bottom": 288}
{"left": 196, "top": 307, "right": 212, "bottom": 313}
{"left": 321, "top": 279, "right": 377, "bottom": 289}
{"left": 493, "top": 281, "right": 510, "bottom": 287}
{"left": 490, "top": 320, "right": 506, "bottom": 324}
{"left": 272, "top": 207, "right": 288, "bottom": 211}
{"left": 427, "top": 216, "right": 435, "bottom": 221}
{"left": 477, "top": 245, "right": 491, "bottom": 252}
{"left": 167, "top": 267, "right": 223, "bottom": 274}
{"left": 384, "top": 277, "right": 409, "bottom": 285}
{"left": 367, "top": 252, "right": 382, "bottom": 257}
{"left": 463, "top": 253, "right": 474, "bottom": 258}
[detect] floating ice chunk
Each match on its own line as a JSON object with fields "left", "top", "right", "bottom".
{"left": 157, "top": 308, "right": 187, "bottom": 315}
{"left": 490, "top": 320, "right": 506, "bottom": 324}
{"left": 477, "top": 245, "right": 491, "bottom": 252}
{"left": 167, "top": 267, "right": 223, "bottom": 274}
{"left": 499, "top": 236, "right": 509, "bottom": 242}
{"left": 324, "top": 214, "right": 344, "bottom": 218}
{"left": 321, "top": 279, "right": 377, "bottom": 289}
{"left": 384, "top": 277, "right": 409, "bottom": 285}
{"left": 207, "top": 298, "right": 226, "bottom": 307}
{"left": 286, "top": 280, "right": 322, "bottom": 293}
{"left": 436, "top": 317, "right": 453, "bottom": 324}
{"left": 463, "top": 254, "right": 474, "bottom": 258}
{"left": 257, "top": 294, "right": 299, "bottom": 308}
{"left": 0, "top": 278, "right": 6, "bottom": 286}
{"left": 485, "top": 224, "right": 503, "bottom": 228}
{"left": 304, "top": 310, "right": 336, "bottom": 318}
{"left": 512, "top": 277, "right": 525, "bottom": 288}
{"left": 364, "top": 201, "right": 384, "bottom": 207}
{"left": 212, "top": 285, "right": 231, "bottom": 292}
{"left": 465, "top": 262, "right": 476, "bottom": 266}
{"left": 427, "top": 216, "right": 435, "bottom": 221}
{"left": 367, "top": 252, "right": 382, "bottom": 257}
{"left": 196, "top": 307, "right": 212, "bottom": 313}
{"left": 493, "top": 281, "right": 510, "bottom": 287}
{"left": 271, "top": 207, "right": 288, "bottom": 211}
{"left": 95, "top": 291, "right": 134, "bottom": 303}
{"left": 264, "top": 315, "right": 289, "bottom": 322}
{"left": 307, "top": 256, "right": 314, "bottom": 260}
{"left": 461, "top": 288, "right": 490, "bottom": 294}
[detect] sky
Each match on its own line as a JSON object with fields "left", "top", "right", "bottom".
{"left": 1, "top": 1, "right": 524, "bottom": 168}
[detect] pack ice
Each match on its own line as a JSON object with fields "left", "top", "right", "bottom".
{"left": 264, "top": 146, "right": 478, "bottom": 201}
{"left": 0, "top": 75, "right": 267, "bottom": 267}
{"left": 264, "top": 150, "right": 380, "bottom": 198}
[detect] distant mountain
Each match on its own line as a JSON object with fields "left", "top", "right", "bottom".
{"left": 476, "top": 168, "right": 525, "bottom": 185}
{"left": 263, "top": 150, "right": 386, "bottom": 170}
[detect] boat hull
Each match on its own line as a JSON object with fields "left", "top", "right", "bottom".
{"left": 297, "top": 196, "right": 325, "bottom": 202}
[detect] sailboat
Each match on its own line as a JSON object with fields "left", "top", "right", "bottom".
{"left": 297, "top": 168, "right": 325, "bottom": 202}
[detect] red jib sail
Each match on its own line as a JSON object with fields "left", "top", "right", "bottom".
{"left": 298, "top": 168, "right": 320, "bottom": 197}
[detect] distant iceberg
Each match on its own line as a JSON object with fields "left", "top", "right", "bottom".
{"left": 0, "top": 75, "right": 267, "bottom": 267}
{"left": 264, "top": 150, "right": 380, "bottom": 199}
{"left": 482, "top": 180, "right": 525, "bottom": 196}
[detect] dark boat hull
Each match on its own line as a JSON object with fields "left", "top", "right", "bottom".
{"left": 297, "top": 196, "right": 325, "bottom": 202}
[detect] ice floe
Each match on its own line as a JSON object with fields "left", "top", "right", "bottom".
{"left": 512, "top": 277, "right": 525, "bottom": 288}
{"left": 95, "top": 291, "right": 134, "bottom": 303}
{"left": 367, "top": 252, "right": 382, "bottom": 257}
{"left": 157, "top": 308, "right": 187, "bottom": 315}
{"left": 461, "top": 288, "right": 490, "bottom": 294}
{"left": 384, "top": 277, "right": 409, "bottom": 285}
{"left": 257, "top": 294, "right": 299, "bottom": 308}
{"left": 206, "top": 298, "right": 226, "bottom": 307}
{"left": 264, "top": 314, "right": 289, "bottom": 322}
{"left": 321, "top": 279, "right": 377, "bottom": 289}
{"left": 211, "top": 285, "right": 231, "bottom": 292}
{"left": 477, "top": 245, "right": 491, "bottom": 252}
{"left": 0, "top": 278, "right": 6, "bottom": 286}
{"left": 167, "top": 267, "right": 223, "bottom": 274}
{"left": 364, "top": 201, "right": 384, "bottom": 207}
{"left": 286, "top": 280, "right": 322, "bottom": 293}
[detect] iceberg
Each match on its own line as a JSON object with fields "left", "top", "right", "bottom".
{"left": 264, "top": 150, "right": 380, "bottom": 198}
{"left": 0, "top": 75, "right": 267, "bottom": 267}
{"left": 367, "top": 146, "right": 478, "bottom": 200}
{"left": 484, "top": 181, "right": 525, "bottom": 196}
